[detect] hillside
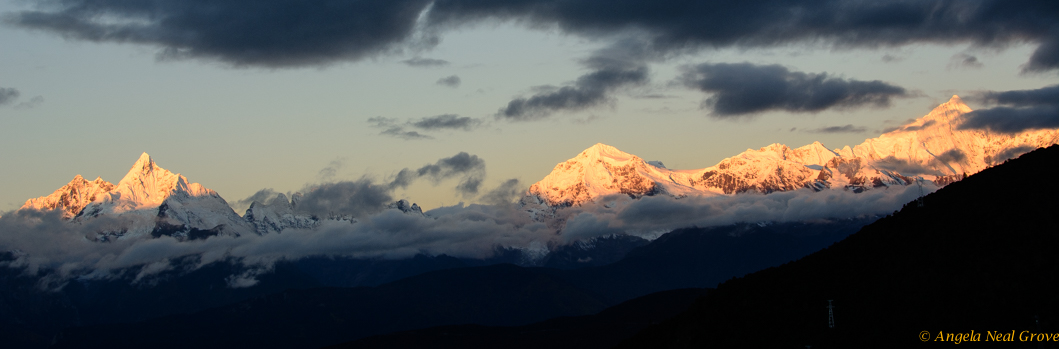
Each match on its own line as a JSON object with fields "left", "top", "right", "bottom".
{"left": 620, "top": 144, "right": 1059, "bottom": 348}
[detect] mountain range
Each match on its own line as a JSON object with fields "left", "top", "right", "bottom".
{"left": 529, "top": 96, "right": 1059, "bottom": 206}
{"left": 17, "top": 96, "right": 1059, "bottom": 234}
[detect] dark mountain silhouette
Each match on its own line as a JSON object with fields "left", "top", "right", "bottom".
{"left": 332, "top": 288, "right": 711, "bottom": 349}
{"left": 619, "top": 144, "right": 1059, "bottom": 348}
{"left": 51, "top": 264, "right": 611, "bottom": 349}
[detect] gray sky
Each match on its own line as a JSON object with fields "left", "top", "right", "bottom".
{"left": 1, "top": 0, "right": 1056, "bottom": 212}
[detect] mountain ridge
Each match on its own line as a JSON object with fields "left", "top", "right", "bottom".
{"left": 528, "top": 96, "right": 1059, "bottom": 206}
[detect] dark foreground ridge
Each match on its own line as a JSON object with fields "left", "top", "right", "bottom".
{"left": 331, "top": 288, "right": 710, "bottom": 349}
{"left": 620, "top": 144, "right": 1059, "bottom": 348}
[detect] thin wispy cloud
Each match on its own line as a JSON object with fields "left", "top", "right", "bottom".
{"left": 806, "top": 124, "right": 868, "bottom": 134}
{"left": 412, "top": 114, "right": 481, "bottom": 131}
{"left": 369, "top": 114, "right": 484, "bottom": 140}
{"left": 403, "top": 57, "right": 450, "bottom": 67}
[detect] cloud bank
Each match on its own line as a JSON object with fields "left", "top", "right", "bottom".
{"left": 4, "top": 0, "right": 1057, "bottom": 73}
{"left": 2, "top": 180, "right": 930, "bottom": 288}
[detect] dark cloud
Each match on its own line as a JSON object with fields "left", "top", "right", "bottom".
{"left": 960, "top": 84, "right": 1059, "bottom": 133}
{"left": 436, "top": 75, "right": 461, "bottom": 87}
{"left": 873, "top": 156, "right": 938, "bottom": 176}
{"left": 495, "top": 38, "right": 651, "bottom": 121}
{"left": 5, "top": 0, "right": 434, "bottom": 67}
{"left": 455, "top": 177, "right": 482, "bottom": 197}
{"left": 0, "top": 87, "right": 19, "bottom": 106}
{"left": 949, "top": 53, "right": 984, "bottom": 69}
{"left": 295, "top": 180, "right": 393, "bottom": 219}
{"left": 5, "top": 1, "right": 1059, "bottom": 71}
{"left": 679, "top": 62, "right": 908, "bottom": 118}
{"left": 403, "top": 57, "right": 450, "bottom": 67}
{"left": 980, "top": 84, "right": 1059, "bottom": 105}
{"left": 411, "top": 114, "right": 481, "bottom": 130}
{"left": 497, "top": 65, "right": 648, "bottom": 120}
{"left": 480, "top": 179, "right": 523, "bottom": 206}
{"left": 960, "top": 106, "right": 1059, "bottom": 133}
{"left": 428, "top": 0, "right": 1059, "bottom": 73}
{"left": 418, "top": 152, "right": 486, "bottom": 183}
{"left": 806, "top": 124, "right": 867, "bottom": 133}
{"left": 388, "top": 152, "right": 486, "bottom": 195}
{"left": 934, "top": 149, "right": 967, "bottom": 164}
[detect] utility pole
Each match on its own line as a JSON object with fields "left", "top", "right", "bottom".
{"left": 827, "top": 300, "right": 835, "bottom": 329}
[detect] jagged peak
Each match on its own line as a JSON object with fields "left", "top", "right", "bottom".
{"left": 923, "top": 95, "right": 973, "bottom": 121}
{"left": 118, "top": 152, "right": 173, "bottom": 183}
{"left": 133, "top": 152, "right": 154, "bottom": 169}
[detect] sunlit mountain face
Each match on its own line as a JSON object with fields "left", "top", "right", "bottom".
{"left": 528, "top": 96, "right": 1059, "bottom": 207}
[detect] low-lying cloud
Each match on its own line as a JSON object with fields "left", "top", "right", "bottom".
{"left": 679, "top": 62, "right": 908, "bottom": 118}
{"left": 2, "top": 181, "right": 930, "bottom": 288}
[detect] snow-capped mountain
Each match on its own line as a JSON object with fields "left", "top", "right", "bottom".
{"left": 243, "top": 193, "right": 319, "bottom": 234}
{"left": 529, "top": 96, "right": 1059, "bottom": 206}
{"left": 387, "top": 199, "right": 425, "bottom": 215}
{"left": 243, "top": 195, "right": 425, "bottom": 234}
{"left": 20, "top": 175, "right": 115, "bottom": 219}
{"left": 22, "top": 153, "right": 253, "bottom": 240}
